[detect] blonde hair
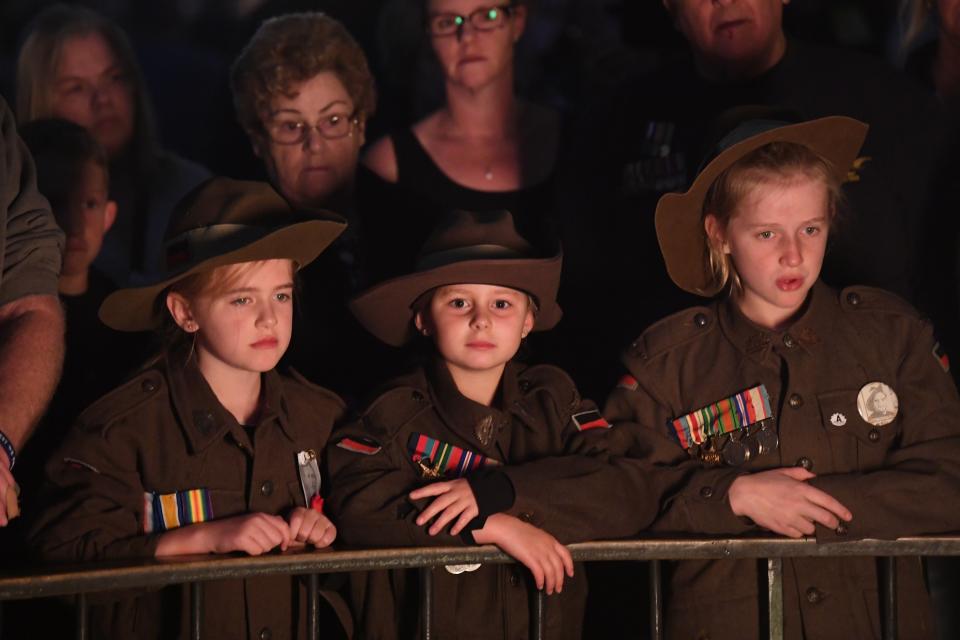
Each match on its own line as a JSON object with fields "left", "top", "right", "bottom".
{"left": 702, "top": 141, "right": 843, "bottom": 293}
{"left": 16, "top": 4, "right": 159, "bottom": 166}
{"left": 230, "top": 12, "right": 376, "bottom": 144}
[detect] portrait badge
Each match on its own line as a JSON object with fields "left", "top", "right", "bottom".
{"left": 856, "top": 382, "right": 898, "bottom": 426}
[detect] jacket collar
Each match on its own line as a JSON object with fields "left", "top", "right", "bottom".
{"left": 425, "top": 357, "right": 518, "bottom": 451}
{"left": 166, "top": 351, "right": 291, "bottom": 454}
{"left": 717, "top": 280, "right": 837, "bottom": 364}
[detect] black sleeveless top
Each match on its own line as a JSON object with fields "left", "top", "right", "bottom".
{"left": 357, "top": 128, "right": 558, "bottom": 285}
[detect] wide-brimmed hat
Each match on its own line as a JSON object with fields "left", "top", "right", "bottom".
{"left": 350, "top": 210, "right": 562, "bottom": 346}
{"left": 655, "top": 114, "right": 868, "bottom": 296}
{"left": 100, "top": 177, "right": 346, "bottom": 331}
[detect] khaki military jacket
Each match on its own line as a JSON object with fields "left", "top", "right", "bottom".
{"left": 604, "top": 282, "right": 960, "bottom": 640}
{"left": 327, "top": 358, "right": 657, "bottom": 640}
{"left": 29, "top": 354, "right": 345, "bottom": 640}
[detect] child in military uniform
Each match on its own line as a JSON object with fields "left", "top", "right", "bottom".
{"left": 29, "top": 178, "right": 348, "bottom": 639}
{"left": 327, "top": 210, "right": 657, "bottom": 640}
{"left": 604, "top": 115, "right": 960, "bottom": 639}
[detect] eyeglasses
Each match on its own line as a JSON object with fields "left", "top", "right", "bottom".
{"left": 265, "top": 112, "right": 359, "bottom": 145}
{"left": 426, "top": 4, "right": 514, "bottom": 38}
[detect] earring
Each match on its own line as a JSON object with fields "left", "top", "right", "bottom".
{"left": 185, "top": 320, "right": 197, "bottom": 331}
{"left": 421, "top": 328, "right": 430, "bottom": 336}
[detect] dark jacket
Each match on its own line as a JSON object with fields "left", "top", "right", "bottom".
{"left": 28, "top": 353, "right": 345, "bottom": 640}
{"left": 604, "top": 282, "right": 960, "bottom": 640}
{"left": 328, "top": 358, "right": 658, "bottom": 640}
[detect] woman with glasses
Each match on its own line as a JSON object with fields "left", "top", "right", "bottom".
{"left": 230, "top": 12, "right": 400, "bottom": 399}
{"left": 231, "top": 12, "right": 375, "bottom": 214}
{"left": 16, "top": 4, "right": 211, "bottom": 287}
{"left": 362, "top": 0, "right": 560, "bottom": 282}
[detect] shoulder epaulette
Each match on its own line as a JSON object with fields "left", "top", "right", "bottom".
{"left": 840, "top": 286, "right": 921, "bottom": 319}
{"left": 516, "top": 364, "right": 581, "bottom": 413}
{"left": 359, "top": 381, "right": 432, "bottom": 441}
{"left": 76, "top": 368, "right": 165, "bottom": 436}
{"left": 622, "top": 306, "right": 715, "bottom": 368}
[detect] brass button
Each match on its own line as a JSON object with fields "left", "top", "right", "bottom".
{"left": 694, "top": 313, "right": 709, "bottom": 328}
{"left": 868, "top": 429, "right": 881, "bottom": 443}
{"left": 796, "top": 457, "right": 813, "bottom": 471}
{"left": 699, "top": 486, "right": 714, "bottom": 499}
{"left": 783, "top": 334, "right": 796, "bottom": 348}
{"left": 846, "top": 292, "right": 861, "bottom": 306}
{"left": 835, "top": 522, "right": 849, "bottom": 536}
{"left": 789, "top": 394, "right": 804, "bottom": 409}
{"left": 141, "top": 379, "right": 158, "bottom": 393}
{"left": 510, "top": 568, "right": 521, "bottom": 586}
{"left": 260, "top": 480, "right": 274, "bottom": 497}
{"left": 411, "top": 390, "right": 425, "bottom": 402}
{"left": 805, "top": 587, "right": 824, "bottom": 604}
{"left": 259, "top": 628, "right": 272, "bottom": 640}
{"left": 519, "top": 512, "right": 533, "bottom": 523}
{"left": 519, "top": 380, "right": 531, "bottom": 392}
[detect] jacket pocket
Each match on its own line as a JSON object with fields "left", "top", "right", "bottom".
{"left": 818, "top": 389, "right": 901, "bottom": 470}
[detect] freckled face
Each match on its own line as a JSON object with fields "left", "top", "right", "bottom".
{"left": 416, "top": 283, "right": 534, "bottom": 377}
{"left": 706, "top": 174, "right": 829, "bottom": 329}
{"left": 256, "top": 72, "right": 364, "bottom": 209}
{"left": 181, "top": 259, "right": 296, "bottom": 376}
{"left": 427, "top": 0, "right": 526, "bottom": 90}
{"left": 51, "top": 32, "right": 136, "bottom": 157}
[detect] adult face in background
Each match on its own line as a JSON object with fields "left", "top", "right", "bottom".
{"left": 231, "top": 13, "right": 376, "bottom": 212}
{"left": 50, "top": 31, "right": 136, "bottom": 158}
{"left": 663, "top": 0, "right": 789, "bottom": 80}
{"left": 426, "top": 0, "right": 527, "bottom": 92}
{"left": 255, "top": 72, "right": 365, "bottom": 210}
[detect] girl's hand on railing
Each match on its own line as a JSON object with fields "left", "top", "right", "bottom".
{"left": 409, "top": 479, "right": 480, "bottom": 536}
{"left": 287, "top": 506, "right": 337, "bottom": 548}
{"left": 156, "top": 513, "right": 293, "bottom": 557}
{"left": 728, "top": 468, "right": 853, "bottom": 538}
{"left": 472, "top": 514, "right": 574, "bottom": 595}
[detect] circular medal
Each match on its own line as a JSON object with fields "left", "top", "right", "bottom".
{"left": 856, "top": 382, "right": 899, "bottom": 426}
{"left": 754, "top": 426, "right": 780, "bottom": 455}
{"left": 721, "top": 438, "right": 750, "bottom": 466}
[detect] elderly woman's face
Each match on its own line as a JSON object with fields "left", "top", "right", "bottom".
{"left": 427, "top": 0, "right": 526, "bottom": 90}
{"left": 52, "top": 32, "right": 135, "bottom": 158}
{"left": 256, "top": 71, "right": 363, "bottom": 210}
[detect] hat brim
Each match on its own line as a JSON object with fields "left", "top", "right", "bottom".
{"left": 350, "top": 254, "right": 563, "bottom": 347}
{"left": 100, "top": 218, "right": 346, "bottom": 331}
{"left": 655, "top": 116, "right": 869, "bottom": 296}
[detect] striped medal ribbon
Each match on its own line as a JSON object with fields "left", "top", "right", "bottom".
{"left": 407, "top": 433, "right": 500, "bottom": 479}
{"left": 669, "top": 385, "right": 773, "bottom": 450}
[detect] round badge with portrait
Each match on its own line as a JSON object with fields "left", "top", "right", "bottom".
{"left": 856, "top": 382, "right": 899, "bottom": 426}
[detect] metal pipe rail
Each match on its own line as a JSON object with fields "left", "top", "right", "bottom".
{"left": 2, "top": 536, "right": 960, "bottom": 639}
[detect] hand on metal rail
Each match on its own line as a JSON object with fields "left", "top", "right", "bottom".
{"left": 287, "top": 506, "right": 337, "bottom": 548}
{"left": 472, "top": 513, "right": 574, "bottom": 595}
{"left": 728, "top": 467, "right": 852, "bottom": 538}
{"left": 156, "top": 512, "right": 294, "bottom": 556}
{"left": 410, "top": 479, "right": 479, "bottom": 535}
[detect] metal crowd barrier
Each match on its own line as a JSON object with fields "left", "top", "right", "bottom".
{"left": 2, "top": 536, "right": 959, "bottom": 640}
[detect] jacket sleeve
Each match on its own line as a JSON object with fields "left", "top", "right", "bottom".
{"left": 325, "top": 418, "right": 468, "bottom": 548}
{"left": 27, "top": 418, "right": 162, "bottom": 562}
{"left": 0, "top": 98, "right": 63, "bottom": 306}
{"left": 603, "top": 370, "right": 755, "bottom": 536}
{"left": 808, "top": 315, "right": 960, "bottom": 541}
{"left": 496, "top": 395, "right": 665, "bottom": 543}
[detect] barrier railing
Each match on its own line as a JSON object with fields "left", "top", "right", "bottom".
{"left": 2, "top": 535, "right": 960, "bottom": 640}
